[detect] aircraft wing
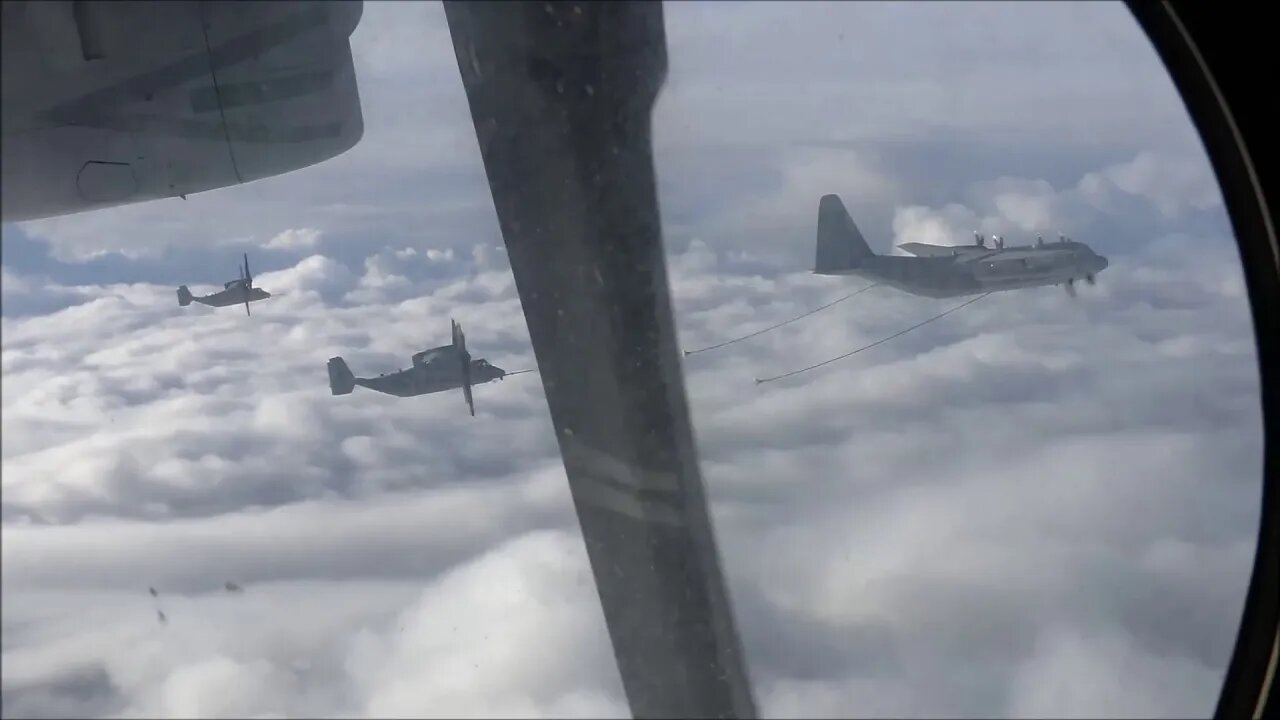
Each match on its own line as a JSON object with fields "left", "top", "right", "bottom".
{"left": 411, "top": 346, "right": 450, "bottom": 367}
{"left": 976, "top": 246, "right": 1076, "bottom": 262}
{"left": 897, "top": 242, "right": 991, "bottom": 258}
{"left": 410, "top": 352, "right": 441, "bottom": 372}
{"left": 2, "top": 1, "right": 365, "bottom": 223}
{"left": 444, "top": 3, "right": 758, "bottom": 718}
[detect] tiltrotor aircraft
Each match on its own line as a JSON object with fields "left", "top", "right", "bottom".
{"left": 327, "top": 319, "right": 506, "bottom": 415}
{"left": 814, "top": 194, "right": 1110, "bottom": 298}
{"left": 177, "top": 253, "right": 270, "bottom": 315}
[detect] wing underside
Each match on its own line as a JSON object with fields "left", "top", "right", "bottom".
{"left": 1, "top": 1, "right": 366, "bottom": 223}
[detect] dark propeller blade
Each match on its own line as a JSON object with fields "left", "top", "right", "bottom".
{"left": 453, "top": 319, "right": 475, "bottom": 416}
{"left": 462, "top": 356, "right": 475, "bottom": 416}
{"left": 1085, "top": 273, "right": 1096, "bottom": 286}
{"left": 441, "top": 2, "right": 758, "bottom": 713}
{"left": 243, "top": 253, "right": 254, "bottom": 316}
{"left": 1065, "top": 279, "right": 1077, "bottom": 298}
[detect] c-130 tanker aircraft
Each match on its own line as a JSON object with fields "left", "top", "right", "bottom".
{"left": 814, "top": 194, "right": 1109, "bottom": 298}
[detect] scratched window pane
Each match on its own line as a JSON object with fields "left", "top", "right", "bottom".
{"left": 0, "top": 2, "right": 1261, "bottom": 719}
{"left": 659, "top": 2, "right": 1260, "bottom": 718}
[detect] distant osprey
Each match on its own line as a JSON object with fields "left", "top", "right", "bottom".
{"left": 177, "top": 253, "right": 271, "bottom": 316}
{"left": 327, "top": 319, "right": 506, "bottom": 416}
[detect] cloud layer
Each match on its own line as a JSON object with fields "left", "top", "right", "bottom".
{"left": 1, "top": 2, "right": 1264, "bottom": 719}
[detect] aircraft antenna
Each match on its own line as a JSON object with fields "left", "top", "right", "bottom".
{"left": 684, "top": 283, "right": 879, "bottom": 357}
{"left": 755, "top": 292, "right": 994, "bottom": 385}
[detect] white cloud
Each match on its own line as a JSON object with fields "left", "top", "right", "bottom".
{"left": 1007, "top": 626, "right": 1224, "bottom": 719}
{"left": 887, "top": 151, "right": 1223, "bottom": 254}
{"left": 892, "top": 204, "right": 985, "bottom": 252}
{"left": 263, "top": 229, "right": 323, "bottom": 252}
{"left": 255, "top": 254, "right": 358, "bottom": 300}
{"left": 0, "top": 4, "right": 1263, "bottom": 719}
{"left": 3, "top": 191, "right": 1262, "bottom": 716}
{"left": 3, "top": 265, "right": 33, "bottom": 293}
{"left": 657, "top": 1, "right": 1198, "bottom": 154}
{"left": 1082, "top": 152, "right": 1225, "bottom": 219}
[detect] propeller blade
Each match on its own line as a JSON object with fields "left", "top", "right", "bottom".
{"left": 1065, "top": 279, "right": 1077, "bottom": 298}
{"left": 462, "top": 358, "right": 475, "bottom": 416}
{"left": 453, "top": 318, "right": 475, "bottom": 416}
{"left": 1085, "top": 274, "right": 1096, "bottom": 286}
{"left": 242, "top": 256, "right": 252, "bottom": 316}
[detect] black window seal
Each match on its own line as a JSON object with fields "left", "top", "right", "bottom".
{"left": 1127, "top": 3, "right": 1280, "bottom": 718}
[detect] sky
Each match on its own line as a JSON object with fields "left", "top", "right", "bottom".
{"left": 0, "top": 1, "right": 1265, "bottom": 718}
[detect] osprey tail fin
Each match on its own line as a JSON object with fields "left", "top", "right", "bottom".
{"left": 327, "top": 357, "right": 356, "bottom": 396}
{"left": 814, "top": 194, "right": 874, "bottom": 274}
{"left": 177, "top": 285, "right": 194, "bottom": 307}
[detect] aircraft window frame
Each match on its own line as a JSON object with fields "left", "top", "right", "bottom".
{"left": 1127, "top": 2, "right": 1280, "bottom": 718}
